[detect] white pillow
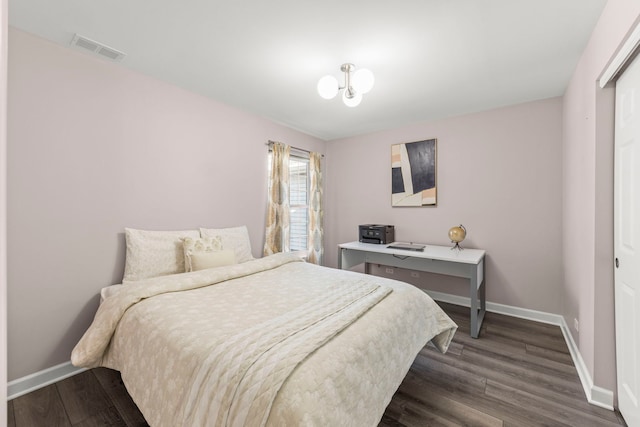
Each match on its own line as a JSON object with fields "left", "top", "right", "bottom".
{"left": 199, "top": 226, "right": 254, "bottom": 263}
{"left": 182, "top": 235, "right": 223, "bottom": 272}
{"left": 123, "top": 228, "right": 200, "bottom": 282}
{"left": 190, "top": 250, "right": 236, "bottom": 271}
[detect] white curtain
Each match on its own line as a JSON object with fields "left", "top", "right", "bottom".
{"left": 263, "top": 142, "right": 290, "bottom": 256}
{"left": 307, "top": 152, "right": 323, "bottom": 265}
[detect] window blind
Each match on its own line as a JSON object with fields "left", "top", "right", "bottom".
{"left": 288, "top": 155, "right": 309, "bottom": 251}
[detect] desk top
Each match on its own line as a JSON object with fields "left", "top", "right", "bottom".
{"left": 338, "top": 241, "right": 485, "bottom": 265}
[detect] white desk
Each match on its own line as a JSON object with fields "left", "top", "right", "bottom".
{"left": 338, "top": 241, "right": 486, "bottom": 338}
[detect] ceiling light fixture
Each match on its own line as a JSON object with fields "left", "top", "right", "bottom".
{"left": 317, "top": 63, "right": 374, "bottom": 107}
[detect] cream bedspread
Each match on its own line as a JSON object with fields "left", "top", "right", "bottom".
{"left": 72, "top": 252, "right": 457, "bottom": 426}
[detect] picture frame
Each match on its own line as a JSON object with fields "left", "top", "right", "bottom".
{"left": 391, "top": 138, "right": 437, "bottom": 206}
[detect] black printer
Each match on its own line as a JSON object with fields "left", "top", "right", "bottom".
{"left": 359, "top": 224, "right": 395, "bottom": 244}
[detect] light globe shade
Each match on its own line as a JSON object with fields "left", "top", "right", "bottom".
{"left": 342, "top": 90, "right": 362, "bottom": 107}
{"left": 317, "top": 75, "right": 339, "bottom": 99}
{"left": 352, "top": 68, "right": 375, "bottom": 94}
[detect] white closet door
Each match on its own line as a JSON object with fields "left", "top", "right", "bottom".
{"left": 615, "top": 50, "right": 640, "bottom": 427}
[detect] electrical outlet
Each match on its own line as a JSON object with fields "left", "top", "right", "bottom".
{"left": 385, "top": 268, "right": 394, "bottom": 274}
{"left": 574, "top": 318, "right": 579, "bottom": 332}
{"left": 411, "top": 272, "right": 420, "bottom": 278}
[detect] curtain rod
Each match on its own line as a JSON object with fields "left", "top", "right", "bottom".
{"left": 266, "top": 140, "right": 324, "bottom": 157}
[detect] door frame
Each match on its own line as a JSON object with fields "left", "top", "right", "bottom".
{"left": 599, "top": 19, "right": 640, "bottom": 420}
{"left": 599, "top": 24, "right": 640, "bottom": 89}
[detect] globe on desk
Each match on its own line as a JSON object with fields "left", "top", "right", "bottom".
{"left": 448, "top": 225, "right": 466, "bottom": 251}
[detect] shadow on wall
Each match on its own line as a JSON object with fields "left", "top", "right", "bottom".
{"left": 49, "top": 294, "right": 100, "bottom": 367}
{"left": 112, "top": 232, "right": 126, "bottom": 285}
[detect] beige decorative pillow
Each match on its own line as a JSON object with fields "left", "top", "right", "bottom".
{"left": 182, "top": 235, "right": 224, "bottom": 272}
{"left": 123, "top": 228, "right": 200, "bottom": 282}
{"left": 190, "top": 250, "right": 236, "bottom": 271}
{"left": 199, "top": 225, "right": 254, "bottom": 263}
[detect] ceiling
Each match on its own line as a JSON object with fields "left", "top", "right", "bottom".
{"left": 9, "top": 0, "right": 608, "bottom": 141}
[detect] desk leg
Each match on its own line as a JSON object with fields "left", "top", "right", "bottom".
{"left": 338, "top": 247, "right": 368, "bottom": 272}
{"left": 480, "top": 278, "right": 486, "bottom": 313}
{"left": 470, "top": 267, "right": 486, "bottom": 339}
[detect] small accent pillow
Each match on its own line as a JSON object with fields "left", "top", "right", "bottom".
{"left": 190, "top": 249, "right": 236, "bottom": 271}
{"left": 123, "top": 228, "right": 200, "bottom": 282}
{"left": 199, "top": 225, "right": 254, "bottom": 263}
{"left": 182, "top": 235, "right": 223, "bottom": 272}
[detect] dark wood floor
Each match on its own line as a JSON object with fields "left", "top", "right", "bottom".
{"left": 8, "top": 302, "right": 628, "bottom": 427}
{"left": 380, "top": 303, "right": 627, "bottom": 427}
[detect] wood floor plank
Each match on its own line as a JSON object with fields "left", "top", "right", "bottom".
{"left": 56, "top": 370, "right": 113, "bottom": 425}
{"left": 456, "top": 345, "right": 586, "bottom": 399}
{"left": 483, "top": 311, "right": 565, "bottom": 336}
{"left": 396, "top": 369, "right": 563, "bottom": 427}
{"left": 409, "top": 352, "right": 488, "bottom": 396}
{"left": 485, "top": 379, "right": 623, "bottom": 427}
{"left": 388, "top": 393, "right": 462, "bottom": 427}
{"left": 396, "top": 376, "right": 503, "bottom": 426}
{"left": 12, "top": 384, "right": 71, "bottom": 427}
{"left": 92, "top": 368, "right": 149, "bottom": 427}
{"left": 397, "top": 399, "right": 469, "bottom": 427}
{"left": 7, "top": 399, "right": 15, "bottom": 427}
{"left": 525, "top": 343, "right": 575, "bottom": 366}
{"left": 450, "top": 327, "right": 529, "bottom": 356}
{"left": 461, "top": 342, "right": 580, "bottom": 382}
{"left": 378, "top": 413, "right": 407, "bottom": 427}
{"left": 484, "top": 322, "right": 568, "bottom": 353}
{"left": 73, "top": 406, "right": 126, "bottom": 427}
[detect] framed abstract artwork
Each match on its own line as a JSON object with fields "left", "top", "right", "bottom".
{"left": 391, "top": 138, "right": 437, "bottom": 206}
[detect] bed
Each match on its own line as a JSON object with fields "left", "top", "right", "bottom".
{"left": 71, "top": 227, "right": 457, "bottom": 427}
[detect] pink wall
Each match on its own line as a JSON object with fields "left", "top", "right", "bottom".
{"left": 562, "top": 2, "right": 640, "bottom": 394}
{"left": 6, "top": 28, "right": 324, "bottom": 380}
{"left": 324, "top": 97, "right": 564, "bottom": 313}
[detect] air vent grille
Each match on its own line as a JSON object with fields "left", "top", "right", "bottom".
{"left": 70, "top": 34, "right": 126, "bottom": 62}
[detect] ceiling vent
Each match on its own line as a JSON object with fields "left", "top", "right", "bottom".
{"left": 70, "top": 34, "right": 126, "bottom": 62}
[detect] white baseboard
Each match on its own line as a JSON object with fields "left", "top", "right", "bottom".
{"left": 424, "top": 290, "right": 615, "bottom": 411}
{"left": 7, "top": 361, "right": 86, "bottom": 400}
{"left": 559, "top": 317, "right": 615, "bottom": 410}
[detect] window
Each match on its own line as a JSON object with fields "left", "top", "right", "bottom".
{"left": 267, "top": 151, "right": 309, "bottom": 252}
{"left": 288, "top": 155, "right": 309, "bottom": 251}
